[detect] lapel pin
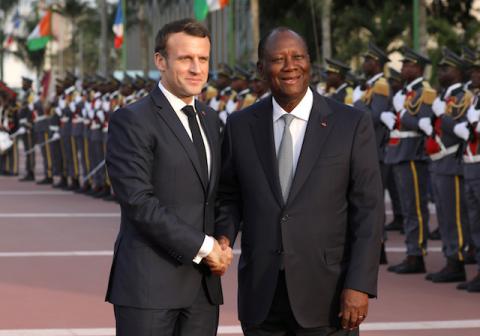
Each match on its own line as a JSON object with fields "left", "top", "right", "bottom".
{"left": 201, "top": 110, "right": 206, "bottom": 116}
{"left": 321, "top": 121, "right": 327, "bottom": 127}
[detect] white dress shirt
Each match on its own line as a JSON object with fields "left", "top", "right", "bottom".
{"left": 158, "top": 81, "right": 214, "bottom": 263}
{"left": 272, "top": 87, "right": 313, "bottom": 174}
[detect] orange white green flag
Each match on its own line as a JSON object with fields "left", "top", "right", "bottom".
{"left": 27, "top": 10, "right": 52, "bottom": 51}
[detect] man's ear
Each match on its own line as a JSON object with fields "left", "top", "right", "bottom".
{"left": 257, "top": 61, "right": 265, "bottom": 80}
{"left": 154, "top": 52, "right": 167, "bottom": 72}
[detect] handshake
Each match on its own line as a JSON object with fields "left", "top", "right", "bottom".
{"left": 204, "top": 236, "right": 233, "bottom": 276}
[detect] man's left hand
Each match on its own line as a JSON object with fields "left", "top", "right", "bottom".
{"left": 338, "top": 288, "right": 369, "bottom": 331}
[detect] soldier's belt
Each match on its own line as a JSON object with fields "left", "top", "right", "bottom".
{"left": 90, "top": 124, "right": 101, "bottom": 130}
{"left": 61, "top": 117, "right": 69, "bottom": 123}
{"left": 49, "top": 126, "right": 59, "bottom": 132}
{"left": 19, "top": 118, "right": 28, "bottom": 125}
{"left": 464, "top": 154, "right": 480, "bottom": 163}
{"left": 34, "top": 115, "right": 48, "bottom": 122}
{"left": 430, "top": 144, "right": 459, "bottom": 161}
{"left": 83, "top": 119, "right": 91, "bottom": 125}
{"left": 390, "top": 130, "right": 421, "bottom": 138}
{"left": 72, "top": 117, "right": 84, "bottom": 124}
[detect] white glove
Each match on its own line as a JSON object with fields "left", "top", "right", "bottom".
{"left": 87, "top": 104, "right": 94, "bottom": 119}
{"left": 352, "top": 86, "right": 365, "bottom": 103}
{"left": 393, "top": 91, "right": 406, "bottom": 112}
{"left": 17, "top": 126, "right": 26, "bottom": 135}
{"left": 380, "top": 111, "right": 396, "bottom": 130}
{"left": 432, "top": 97, "right": 446, "bottom": 117}
{"left": 418, "top": 117, "right": 433, "bottom": 136}
{"left": 476, "top": 122, "right": 480, "bottom": 133}
{"left": 51, "top": 132, "right": 60, "bottom": 141}
{"left": 453, "top": 122, "right": 470, "bottom": 141}
{"left": 94, "top": 99, "right": 102, "bottom": 110}
{"left": 225, "top": 99, "right": 237, "bottom": 114}
{"left": 58, "top": 98, "right": 66, "bottom": 109}
{"left": 467, "top": 105, "right": 480, "bottom": 124}
{"left": 28, "top": 103, "right": 34, "bottom": 111}
{"left": 102, "top": 101, "right": 111, "bottom": 112}
{"left": 75, "top": 94, "right": 82, "bottom": 104}
{"left": 97, "top": 110, "right": 105, "bottom": 123}
{"left": 69, "top": 102, "right": 76, "bottom": 112}
{"left": 55, "top": 107, "right": 62, "bottom": 117}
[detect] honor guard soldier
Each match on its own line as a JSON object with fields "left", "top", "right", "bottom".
{"left": 462, "top": 47, "right": 476, "bottom": 92}
{"left": 65, "top": 79, "right": 81, "bottom": 191}
{"left": 50, "top": 80, "right": 67, "bottom": 188}
{"left": 324, "top": 58, "right": 353, "bottom": 105}
{"left": 33, "top": 90, "right": 53, "bottom": 184}
{"left": 18, "top": 76, "right": 35, "bottom": 181}
{"left": 230, "top": 66, "right": 256, "bottom": 111}
{"left": 250, "top": 70, "right": 270, "bottom": 102}
{"left": 384, "top": 47, "right": 435, "bottom": 273}
{"left": 383, "top": 66, "right": 405, "bottom": 233}
{"left": 457, "top": 51, "right": 480, "bottom": 292}
{"left": 353, "top": 42, "right": 391, "bottom": 262}
{"left": 0, "top": 84, "right": 19, "bottom": 176}
{"left": 209, "top": 63, "right": 234, "bottom": 123}
{"left": 423, "top": 48, "right": 470, "bottom": 282}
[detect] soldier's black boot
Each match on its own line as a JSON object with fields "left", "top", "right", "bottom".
{"left": 67, "top": 178, "right": 80, "bottom": 191}
{"left": 37, "top": 177, "right": 53, "bottom": 185}
{"left": 380, "top": 242, "right": 388, "bottom": 264}
{"left": 385, "top": 215, "right": 403, "bottom": 232}
{"left": 467, "top": 273, "right": 480, "bottom": 292}
{"left": 53, "top": 176, "right": 68, "bottom": 189}
{"left": 429, "top": 228, "right": 441, "bottom": 240}
{"left": 464, "top": 246, "right": 476, "bottom": 265}
{"left": 387, "top": 255, "right": 426, "bottom": 274}
{"left": 19, "top": 171, "right": 34, "bottom": 182}
{"left": 427, "top": 257, "right": 466, "bottom": 283}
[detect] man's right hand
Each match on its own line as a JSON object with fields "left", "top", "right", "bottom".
{"left": 204, "top": 239, "right": 233, "bottom": 276}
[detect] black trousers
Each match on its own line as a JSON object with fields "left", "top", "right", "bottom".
{"left": 114, "top": 281, "right": 218, "bottom": 336}
{"left": 242, "top": 272, "right": 359, "bottom": 336}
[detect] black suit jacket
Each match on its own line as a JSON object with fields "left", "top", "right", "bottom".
{"left": 216, "top": 91, "right": 383, "bottom": 328}
{"left": 105, "top": 86, "right": 222, "bottom": 309}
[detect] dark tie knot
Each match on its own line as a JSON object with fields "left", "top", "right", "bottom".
{"left": 182, "top": 105, "right": 196, "bottom": 119}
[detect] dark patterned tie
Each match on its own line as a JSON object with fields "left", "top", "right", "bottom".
{"left": 182, "top": 105, "right": 208, "bottom": 182}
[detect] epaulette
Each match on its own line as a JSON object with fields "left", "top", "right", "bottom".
{"left": 345, "top": 87, "right": 353, "bottom": 105}
{"left": 372, "top": 77, "right": 389, "bottom": 97}
{"left": 242, "top": 94, "right": 256, "bottom": 109}
{"left": 422, "top": 86, "right": 436, "bottom": 105}
{"left": 205, "top": 86, "right": 218, "bottom": 101}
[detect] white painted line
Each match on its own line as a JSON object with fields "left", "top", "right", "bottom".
{"left": 0, "top": 320, "right": 480, "bottom": 335}
{"left": 0, "top": 251, "right": 113, "bottom": 257}
{"left": 0, "top": 213, "right": 119, "bottom": 218}
{"left": 0, "top": 247, "right": 441, "bottom": 258}
{"left": 0, "top": 191, "right": 74, "bottom": 196}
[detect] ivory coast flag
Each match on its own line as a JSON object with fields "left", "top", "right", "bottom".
{"left": 27, "top": 11, "right": 52, "bottom": 51}
{"left": 194, "top": 0, "right": 229, "bottom": 21}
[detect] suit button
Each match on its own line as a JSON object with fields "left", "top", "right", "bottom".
{"left": 275, "top": 249, "right": 282, "bottom": 255}
{"left": 205, "top": 202, "right": 209, "bottom": 206}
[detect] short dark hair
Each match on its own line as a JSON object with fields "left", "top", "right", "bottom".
{"left": 257, "top": 27, "right": 308, "bottom": 61}
{"left": 154, "top": 18, "right": 210, "bottom": 57}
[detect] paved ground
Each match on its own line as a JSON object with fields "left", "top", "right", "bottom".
{"left": 0, "top": 173, "right": 479, "bottom": 336}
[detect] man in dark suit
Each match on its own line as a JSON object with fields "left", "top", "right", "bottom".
{"left": 105, "top": 19, "right": 232, "bottom": 336}
{"left": 216, "top": 27, "right": 383, "bottom": 335}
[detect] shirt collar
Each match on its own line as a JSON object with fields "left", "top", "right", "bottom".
{"left": 158, "top": 81, "right": 195, "bottom": 112}
{"left": 272, "top": 87, "right": 313, "bottom": 122}
{"left": 406, "top": 77, "right": 424, "bottom": 91}
{"left": 367, "top": 72, "right": 384, "bottom": 86}
{"left": 445, "top": 82, "right": 463, "bottom": 98}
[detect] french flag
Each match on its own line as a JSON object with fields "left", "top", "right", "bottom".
{"left": 112, "top": 1, "right": 124, "bottom": 49}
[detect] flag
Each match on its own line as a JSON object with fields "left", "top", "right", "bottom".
{"left": 194, "top": 0, "right": 229, "bottom": 21}
{"left": 112, "top": 1, "right": 124, "bottom": 49}
{"left": 27, "top": 10, "right": 52, "bottom": 51}
{"left": 3, "top": 9, "right": 21, "bottom": 49}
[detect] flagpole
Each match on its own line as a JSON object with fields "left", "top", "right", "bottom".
{"left": 122, "top": 0, "right": 127, "bottom": 74}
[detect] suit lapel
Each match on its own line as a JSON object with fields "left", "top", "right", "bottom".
{"left": 287, "top": 93, "right": 334, "bottom": 204}
{"left": 196, "top": 101, "right": 218, "bottom": 198}
{"left": 150, "top": 87, "right": 208, "bottom": 192}
{"left": 249, "top": 98, "right": 284, "bottom": 207}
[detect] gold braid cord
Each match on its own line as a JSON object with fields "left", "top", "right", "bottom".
{"left": 446, "top": 91, "right": 473, "bottom": 120}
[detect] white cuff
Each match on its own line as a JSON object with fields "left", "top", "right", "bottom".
{"left": 192, "top": 235, "right": 214, "bottom": 264}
